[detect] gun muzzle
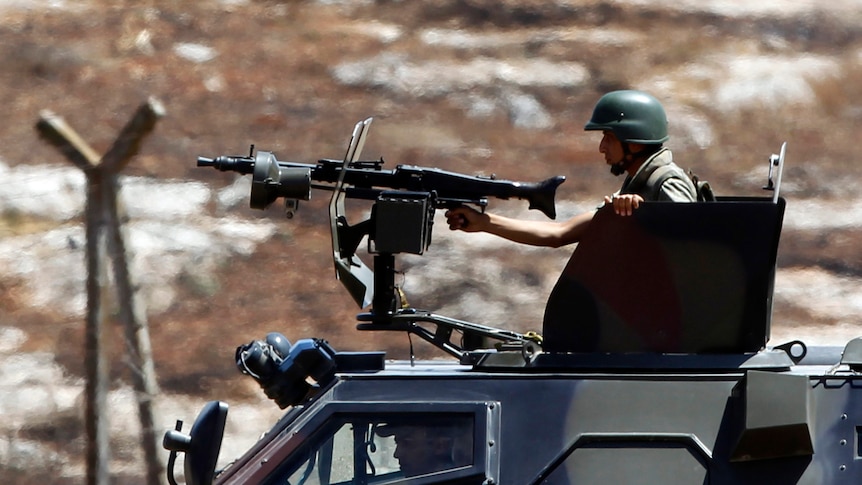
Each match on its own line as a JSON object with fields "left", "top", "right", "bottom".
{"left": 197, "top": 156, "right": 256, "bottom": 175}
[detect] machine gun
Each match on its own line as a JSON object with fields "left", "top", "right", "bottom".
{"left": 198, "top": 144, "right": 563, "bottom": 220}
{"left": 197, "top": 118, "right": 561, "bottom": 359}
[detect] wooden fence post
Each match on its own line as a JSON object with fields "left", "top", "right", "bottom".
{"left": 35, "top": 98, "right": 166, "bottom": 485}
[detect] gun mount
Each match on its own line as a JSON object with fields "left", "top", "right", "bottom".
{"left": 196, "top": 118, "right": 555, "bottom": 359}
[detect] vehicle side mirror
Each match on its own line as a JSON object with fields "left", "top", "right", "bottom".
{"left": 163, "top": 401, "right": 229, "bottom": 485}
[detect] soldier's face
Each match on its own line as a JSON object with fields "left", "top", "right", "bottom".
{"left": 392, "top": 428, "right": 451, "bottom": 477}
{"left": 599, "top": 131, "right": 625, "bottom": 166}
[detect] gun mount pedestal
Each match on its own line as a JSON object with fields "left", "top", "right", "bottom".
{"left": 371, "top": 253, "right": 397, "bottom": 320}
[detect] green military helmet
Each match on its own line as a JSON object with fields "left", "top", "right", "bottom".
{"left": 584, "top": 90, "right": 669, "bottom": 144}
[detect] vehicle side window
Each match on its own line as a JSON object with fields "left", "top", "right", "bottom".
{"left": 264, "top": 413, "right": 475, "bottom": 484}
{"left": 372, "top": 415, "right": 474, "bottom": 479}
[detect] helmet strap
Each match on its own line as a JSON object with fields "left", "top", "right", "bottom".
{"left": 610, "top": 143, "right": 661, "bottom": 176}
{"left": 609, "top": 160, "right": 629, "bottom": 176}
{"left": 609, "top": 143, "right": 636, "bottom": 176}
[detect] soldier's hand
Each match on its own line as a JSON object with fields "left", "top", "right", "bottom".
{"left": 445, "top": 206, "right": 487, "bottom": 232}
{"left": 604, "top": 194, "right": 644, "bottom": 216}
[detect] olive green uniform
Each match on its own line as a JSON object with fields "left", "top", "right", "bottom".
{"left": 618, "top": 148, "right": 697, "bottom": 202}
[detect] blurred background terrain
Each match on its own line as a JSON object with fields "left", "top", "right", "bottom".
{"left": 2, "top": 0, "right": 862, "bottom": 482}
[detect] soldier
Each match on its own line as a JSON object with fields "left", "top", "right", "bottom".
{"left": 376, "top": 422, "right": 463, "bottom": 477}
{"left": 445, "top": 90, "right": 697, "bottom": 246}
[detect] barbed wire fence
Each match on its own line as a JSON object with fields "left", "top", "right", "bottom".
{"left": 35, "top": 98, "right": 165, "bottom": 485}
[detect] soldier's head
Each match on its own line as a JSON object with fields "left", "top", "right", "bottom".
{"left": 584, "top": 90, "right": 669, "bottom": 175}
{"left": 376, "top": 423, "right": 458, "bottom": 477}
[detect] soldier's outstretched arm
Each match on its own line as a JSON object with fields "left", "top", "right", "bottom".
{"left": 445, "top": 206, "right": 594, "bottom": 248}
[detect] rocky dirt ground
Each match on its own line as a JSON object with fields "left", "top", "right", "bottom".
{"left": 2, "top": 0, "right": 862, "bottom": 482}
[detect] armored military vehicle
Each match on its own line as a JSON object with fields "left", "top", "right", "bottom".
{"left": 164, "top": 119, "right": 862, "bottom": 484}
